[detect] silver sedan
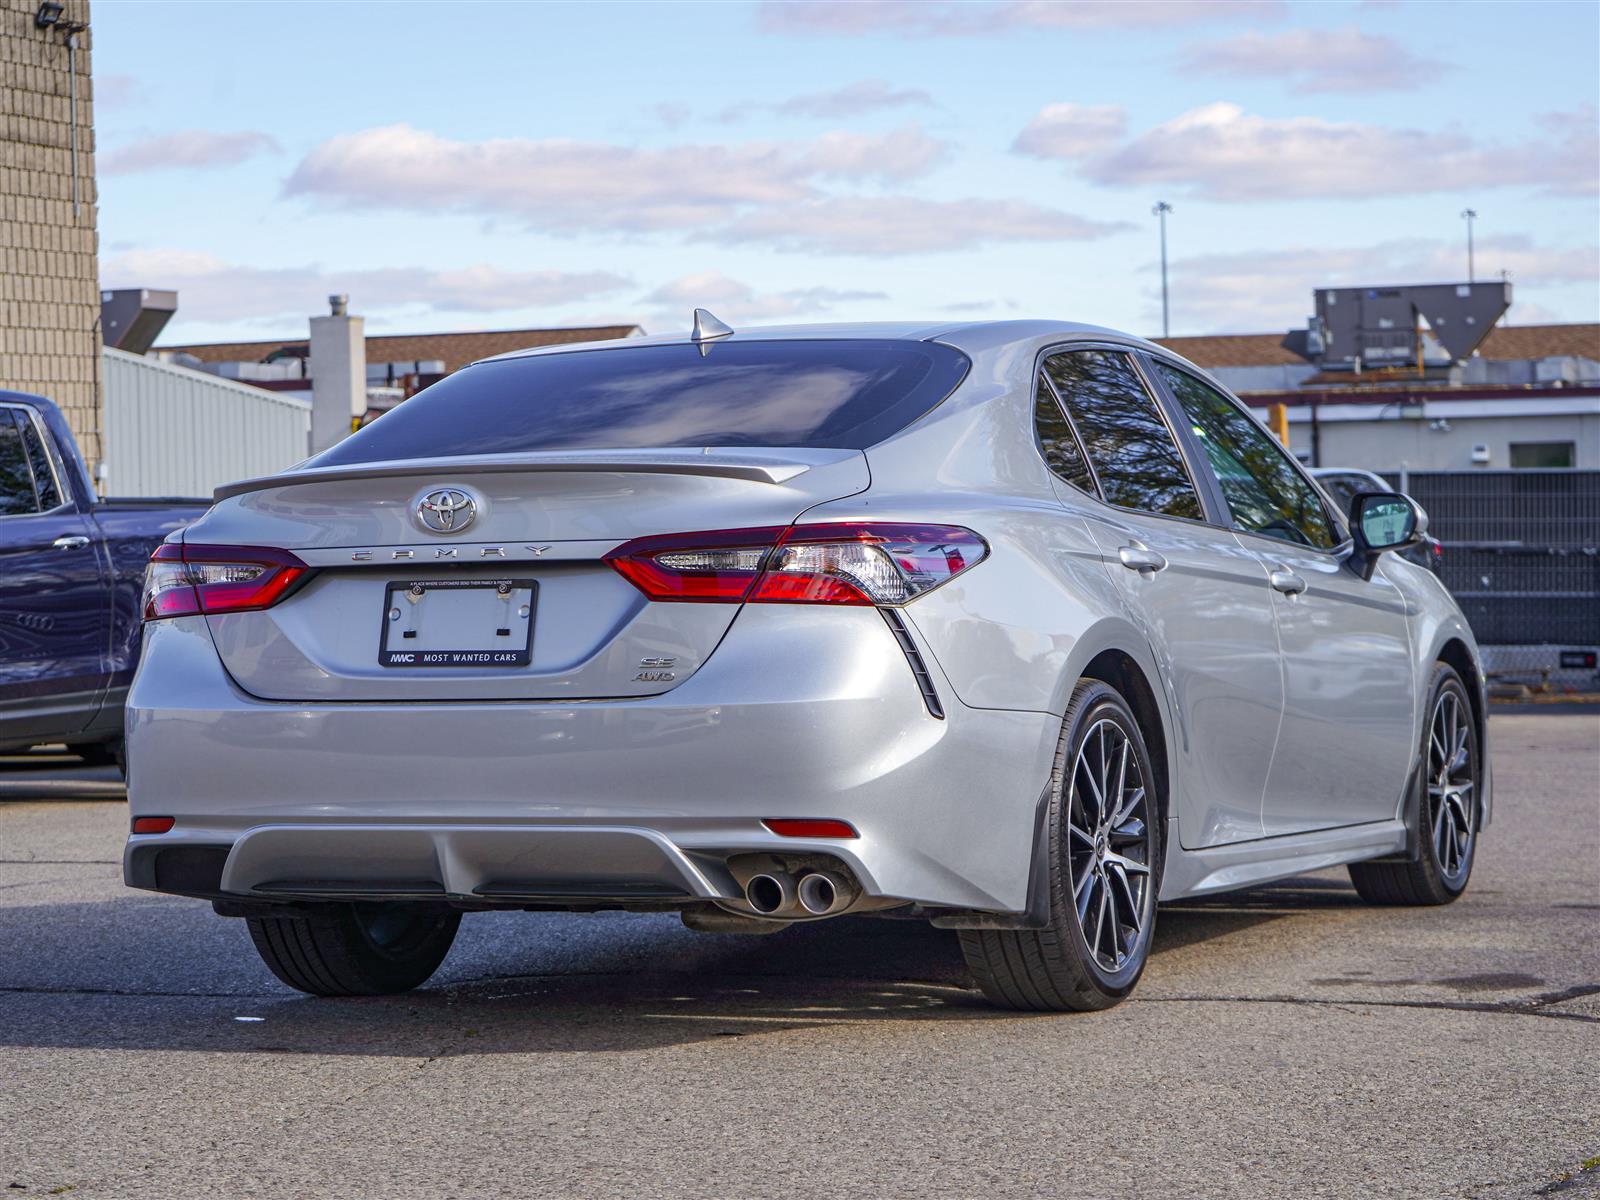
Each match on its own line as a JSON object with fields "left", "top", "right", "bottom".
{"left": 124, "top": 317, "right": 1490, "bottom": 1011}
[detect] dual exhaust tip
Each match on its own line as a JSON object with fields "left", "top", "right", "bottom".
{"left": 745, "top": 869, "right": 852, "bottom": 918}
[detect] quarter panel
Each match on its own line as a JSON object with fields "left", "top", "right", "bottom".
{"left": 885, "top": 497, "right": 1117, "bottom": 715}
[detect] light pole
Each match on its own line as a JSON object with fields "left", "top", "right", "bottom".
{"left": 1460, "top": 208, "right": 1478, "bottom": 283}
{"left": 1152, "top": 201, "right": 1173, "bottom": 338}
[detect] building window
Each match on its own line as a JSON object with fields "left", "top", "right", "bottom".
{"left": 1509, "top": 442, "right": 1576, "bottom": 469}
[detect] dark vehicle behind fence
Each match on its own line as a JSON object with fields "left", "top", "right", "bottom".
{"left": 0, "top": 391, "right": 207, "bottom": 764}
{"left": 1312, "top": 469, "right": 1444, "bottom": 574}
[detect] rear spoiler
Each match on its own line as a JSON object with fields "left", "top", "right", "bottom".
{"left": 212, "top": 448, "right": 854, "bottom": 502}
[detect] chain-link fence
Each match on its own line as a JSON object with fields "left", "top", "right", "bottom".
{"left": 1385, "top": 470, "right": 1600, "bottom": 698}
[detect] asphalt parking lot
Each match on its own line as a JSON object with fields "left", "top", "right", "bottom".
{"left": 1, "top": 713, "right": 1595, "bottom": 1200}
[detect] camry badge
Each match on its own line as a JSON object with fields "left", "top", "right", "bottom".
{"left": 415, "top": 488, "right": 477, "bottom": 535}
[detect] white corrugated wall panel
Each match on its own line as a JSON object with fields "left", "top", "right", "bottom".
{"left": 102, "top": 348, "right": 311, "bottom": 496}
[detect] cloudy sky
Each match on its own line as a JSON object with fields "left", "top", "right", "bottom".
{"left": 93, "top": 0, "right": 1599, "bottom": 344}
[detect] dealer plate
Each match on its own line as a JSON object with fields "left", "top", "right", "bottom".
{"left": 379, "top": 578, "right": 536, "bottom": 667}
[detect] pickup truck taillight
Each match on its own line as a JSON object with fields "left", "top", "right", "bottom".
{"left": 605, "top": 523, "right": 987, "bottom": 606}
{"left": 142, "top": 543, "right": 309, "bottom": 621}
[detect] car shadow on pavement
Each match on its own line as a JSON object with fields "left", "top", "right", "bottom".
{"left": 0, "top": 881, "right": 1323, "bottom": 1057}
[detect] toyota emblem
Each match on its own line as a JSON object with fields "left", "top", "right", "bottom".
{"left": 415, "top": 488, "right": 477, "bottom": 534}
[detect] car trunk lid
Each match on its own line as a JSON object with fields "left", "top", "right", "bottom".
{"left": 189, "top": 449, "right": 868, "bottom": 702}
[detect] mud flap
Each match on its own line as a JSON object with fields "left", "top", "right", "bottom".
{"left": 1368, "top": 760, "right": 1425, "bottom": 865}
{"left": 928, "top": 784, "right": 1054, "bottom": 931}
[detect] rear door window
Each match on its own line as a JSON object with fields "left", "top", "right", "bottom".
{"left": 310, "top": 339, "right": 971, "bottom": 466}
{"left": 0, "top": 409, "right": 42, "bottom": 517}
{"left": 1042, "top": 350, "right": 1203, "bottom": 520}
{"left": 14, "top": 410, "right": 62, "bottom": 510}
{"left": 1153, "top": 362, "right": 1338, "bottom": 550}
{"left": 1033, "top": 371, "right": 1096, "bottom": 496}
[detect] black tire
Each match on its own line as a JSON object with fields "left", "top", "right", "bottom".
{"left": 246, "top": 903, "right": 461, "bottom": 996}
{"left": 68, "top": 739, "right": 124, "bottom": 775}
{"left": 959, "top": 679, "right": 1162, "bottom": 1012}
{"left": 1349, "top": 663, "right": 1480, "bottom": 906}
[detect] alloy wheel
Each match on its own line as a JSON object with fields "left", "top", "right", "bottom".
{"left": 1066, "top": 717, "right": 1155, "bottom": 974}
{"left": 1428, "top": 689, "right": 1477, "bottom": 886}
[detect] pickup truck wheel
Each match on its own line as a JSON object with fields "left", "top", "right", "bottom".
{"left": 246, "top": 903, "right": 460, "bottom": 996}
{"left": 68, "top": 739, "right": 122, "bottom": 773}
{"left": 959, "top": 679, "right": 1161, "bottom": 1012}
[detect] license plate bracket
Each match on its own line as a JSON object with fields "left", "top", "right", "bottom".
{"left": 378, "top": 578, "right": 536, "bottom": 668}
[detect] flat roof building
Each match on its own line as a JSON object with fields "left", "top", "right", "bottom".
{"left": 1159, "top": 319, "right": 1599, "bottom": 472}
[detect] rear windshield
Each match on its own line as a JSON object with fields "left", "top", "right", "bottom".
{"left": 309, "top": 339, "right": 970, "bottom": 466}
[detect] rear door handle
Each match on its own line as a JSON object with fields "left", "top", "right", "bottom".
{"left": 1269, "top": 568, "right": 1307, "bottom": 595}
{"left": 52, "top": 535, "right": 91, "bottom": 551}
{"left": 1118, "top": 545, "right": 1168, "bottom": 574}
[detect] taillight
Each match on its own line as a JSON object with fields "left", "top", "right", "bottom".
{"left": 605, "top": 523, "right": 987, "bottom": 607}
{"left": 142, "top": 543, "right": 309, "bottom": 621}
{"left": 603, "top": 525, "right": 788, "bottom": 602}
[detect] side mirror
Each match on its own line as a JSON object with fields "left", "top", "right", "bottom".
{"left": 1348, "top": 492, "right": 1428, "bottom": 580}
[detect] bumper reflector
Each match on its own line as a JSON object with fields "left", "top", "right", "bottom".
{"left": 762, "top": 818, "right": 859, "bottom": 839}
{"left": 131, "top": 816, "right": 176, "bottom": 835}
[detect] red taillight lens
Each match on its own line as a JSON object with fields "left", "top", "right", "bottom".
{"left": 131, "top": 816, "right": 175, "bottom": 834}
{"left": 603, "top": 525, "right": 787, "bottom": 602}
{"left": 755, "top": 523, "right": 987, "bottom": 606}
{"left": 142, "top": 543, "right": 309, "bottom": 622}
{"left": 605, "top": 522, "right": 987, "bottom": 607}
{"left": 763, "top": 818, "right": 859, "bottom": 839}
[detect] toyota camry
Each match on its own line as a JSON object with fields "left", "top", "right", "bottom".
{"left": 123, "top": 315, "right": 1489, "bottom": 1011}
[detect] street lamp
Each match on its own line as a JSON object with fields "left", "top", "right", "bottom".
{"left": 1460, "top": 208, "right": 1478, "bottom": 283}
{"left": 1152, "top": 201, "right": 1173, "bottom": 338}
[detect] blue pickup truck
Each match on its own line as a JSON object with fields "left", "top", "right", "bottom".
{"left": 0, "top": 391, "right": 208, "bottom": 766}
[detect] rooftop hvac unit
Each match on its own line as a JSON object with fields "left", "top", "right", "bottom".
{"left": 1314, "top": 282, "right": 1511, "bottom": 369}
{"left": 100, "top": 288, "right": 178, "bottom": 355}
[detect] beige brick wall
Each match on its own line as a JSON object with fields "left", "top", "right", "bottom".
{"left": 0, "top": 0, "right": 100, "bottom": 467}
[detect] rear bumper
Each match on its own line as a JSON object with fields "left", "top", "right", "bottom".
{"left": 125, "top": 607, "right": 1059, "bottom": 913}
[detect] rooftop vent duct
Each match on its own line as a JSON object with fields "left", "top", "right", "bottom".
{"left": 100, "top": 288, "right": 178, "bottom": 355}
{"left": 1313, "top": 281, "right": 1511, "bottom": 370}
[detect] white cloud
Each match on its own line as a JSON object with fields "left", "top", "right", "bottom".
{"left": 95, "top": 74, "right": 149, "bottom": 111}
{"left": 101, "top": 249, "right": 631, "bottom": 325}
{"left": 720, "top": 79, "right": 934, "bottom": 121}
{"left": 1161, "top": 235, "right": 1599, "bottom": 332}
{"left": 101, "top": 130, "right": 281, "bottom": 175}
{"left": 939, "top": 299, "right": 1022, "bottom": 314}
{"left": 1012, "top": 104, "right": 1127, "bottom": 159}
{"left": 282, "top": 124, "right": 1116, "bottom": 254}
{"left": 801, "top": 127, "right": 948, "bottom": 179}
{"left": 709, "top": 196, "right": 1132, "bottom": 255}
{"left": 1020, "top": 102, "right": 1599, "bottom": 200}
{"left": 284, "top": 123, "right": 949, "bottom": 231}
{"left": 759, "top": 0, "right": 1283, "bottom": 35}
{"left": 1179, "top": 28, "right": 1450, "bottom": 93}
{"left": 641, "top": 271, "right": 887, "bottom": 325}
{"left": 651, "top": 102, "right": 691, "bottom": 129}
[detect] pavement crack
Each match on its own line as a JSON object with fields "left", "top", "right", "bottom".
{"left": 1527, "top": 984, "right": 1600, "bottom": 1009}
{"left": 1134, "top": 993, "right": 1600, "bottom": 1024}
{"left": 0, "top": 859, "right": 118, "bottom": 865}
{"left": 0, "top": 877, "right": 76, "bottom": 892}
{"left": 0, "top": 984, "right": 281, "bottom": 1000}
